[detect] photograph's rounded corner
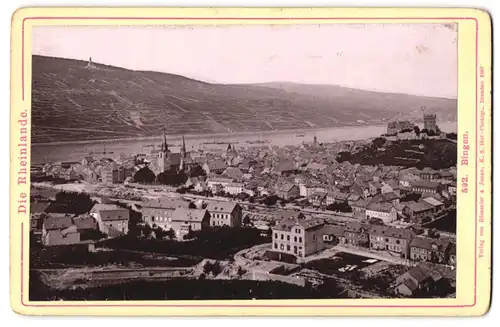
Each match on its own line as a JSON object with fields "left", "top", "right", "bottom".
{"left": 10, "top": 298, "right": 33, "bottom": 317}
{"left": 11, "top": 7, "right": 31, "bottom": 27}
{"left": 468, "top": 7, "right": 493, "bottom": 27}
{"left": 471, "top": 294, "right": 493, "bottom": 317}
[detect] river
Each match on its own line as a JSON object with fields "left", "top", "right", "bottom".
{"left": 31, "top": 122, "right": 457, "bottom": 165}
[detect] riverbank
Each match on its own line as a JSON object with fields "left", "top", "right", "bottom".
{"left": 31, "top": 121, "right": 457, "bottom": 164}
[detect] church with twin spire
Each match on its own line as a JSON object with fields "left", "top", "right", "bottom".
{"left": 153, "top": 130, "right": 194, "bottom": 175}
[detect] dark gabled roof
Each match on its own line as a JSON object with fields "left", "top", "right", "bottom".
{"left": 405, "top": 201, "right": 434, "bottom": 213}
{"left": 30, "top": 202, "right": 51, "bottom": 214}
{"left": 168, "top": 153, "right": 182, "bottom": 166}
{"left": 91, "top": 204, "right": 130, "bottom": 221}
{"left": 411, "top": 180, "right": 440, "bottom": 189}
{"left": 401, "top": 278, "right": 419, "bottom": 292}
{"left": 73, "top": 216, "right": 97, "bottom": 230}
{"left": 345, "top": 222, "right": 369, "bottom": 233}
{"left": 279, "top": 183, "right": 297, "bottom": 193}
{"left": 206, "top": 201, "right": 238, "bottom": 213}
{"left": 323, "top": 224, "right": 345, "bottom": 237}
{"left": 420, "top": 197, "right": 444, "bottom": 207}
{"left": 366, "top": 202, "right": 396, "bottom": 213}
{"left": 275, "top": 160, "right": 296, "bottom": 172}
{"left": 410, "top": 236, "right": 449, "bottom": 251}
{"left": 171, "top": 208, "right": 209, "bottom": 223}
{"left": 273, "top": 210, "right": 304, "bottom": 221}
{"left": 297, "top": 218, "right": 325, "bottom": 230}
{"left": 369, "top": 181, "right": 383, "bottom": 188}
{"left": 405, "top": 265, "right": 433, "bottom": 283}
{"left": 449, "top": 242, "right": 456, "bottom": 255}
{"left": 43, "top": 216, "right": 74, "bottom": 230}
{"left": 141, "top": 198, "right": 190, "bottom": 210}
{"left": 207, "top": 159, "right": 227, "bottom": 170}
{"left": 382, "top": 192, "right": 400, "bottom": 202}
{"left": 273, "top": 217, "right": 324, "bottom": 232}
{"left": 370, "top": 225, "right": 415, "bottom": 240}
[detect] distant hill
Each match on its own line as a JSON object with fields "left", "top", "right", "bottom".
{"left": 31, "top": 55, "right": 457, "bottom": 143}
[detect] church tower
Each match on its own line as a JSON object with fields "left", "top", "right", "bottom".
{"left": 181, "top": 136, "right": 187, "bottom": 158}
{"left": 157, "top": 129, "right": 171, "bottom": 173}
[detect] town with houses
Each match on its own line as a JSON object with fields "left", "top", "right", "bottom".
{"left": 29, "top": 112, "right": 458, "bottom": 301}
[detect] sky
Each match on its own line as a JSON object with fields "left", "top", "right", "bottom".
{"left": 32, "top": 24, "right": 457, "bottom": 98}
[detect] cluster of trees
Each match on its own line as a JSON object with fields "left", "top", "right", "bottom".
{"left": 133, "top": 164, "right": 206, "bottom": 186}
{"left": 400, "top": 192, "right": 421, "bottom": 203}
{"left": 52, "top": 191, "right": 95, "bottom": 214}
{"left": 326, "top": 201, "right": 352, "bottom": 213}
{"left": 133, "top": 167, "right": 155, "bottom": 184}
{"left": 337, "top": 139, "right": 457, "bottom": 170}
{"left": 139, "top": 224, "right": 177, "bottom": 240}
{"left": 29, "top": 278, "right": 346, "bottom": 301}
{"left": 101, "top": 226, "right": 268, "bottom": 260}
{"left": 202, "top": 260, "right": 223, "bottom": 277}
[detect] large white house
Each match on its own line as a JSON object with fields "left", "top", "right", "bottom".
{"left": 365, "top": 202, "right": 398, "bottom": 223}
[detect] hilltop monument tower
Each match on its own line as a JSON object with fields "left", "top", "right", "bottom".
{"left": 86, "top": 57, "right": 96, "bottom": 69}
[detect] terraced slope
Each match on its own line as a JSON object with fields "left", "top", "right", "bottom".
{"left": 31, "top": 55, "right": 457, "bottom": 143}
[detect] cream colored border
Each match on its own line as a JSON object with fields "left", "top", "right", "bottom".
{"left": 10, "top": 7, "right": 492, "bottom": 316}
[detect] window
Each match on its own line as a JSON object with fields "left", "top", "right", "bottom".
{"left": 313, "top": 234, "right": 316, "bottom": 241}
{"left": 396, "top": 240, "right": 400, "bottom": 244}
{"left": 281, "top": 234, "right": 284, "bottom": 240}
{"left": 294, "top": 236, "right": 297, "bottom": 242}
{"left": 274, "top": 233, "right": 278, "bottom": 239}
{"left": 385, "top": 238, "right": 389, "bottom": 242}
{"left": 287, "top": 245, "right": 290, "bottom": 251}
{"left": 294, "top": 246, "right": 297, "bottom": 254}
{"left": 274, "top": 243, "right": 277, "bottom": 249}
{"left": 280, "top": 244, "right": 284, "bottom": 250}
{"left": 299, "top": 237, "right": 302, "bottom": 243}
{"left": 287, "top": 235, "right": 290, "bottom": 241}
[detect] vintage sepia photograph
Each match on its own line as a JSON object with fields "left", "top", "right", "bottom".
{"left": 28, "top": 23, "right": 458, "bottom": 301}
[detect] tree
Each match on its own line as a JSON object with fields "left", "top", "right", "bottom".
{"left": 188, "top": 202, "right": 197, "bottom": 209}
{"left": 427, "top": 129, "right": 436, "bottom": 137}
{"left": 414, "top": 125, "right": 421, "bottom": 137}
{"left": 133, "top": 167, "right": 155, "bottom": 184}
{"left": 54, "top": 191, "right": 95, "bottom": 214}
{"left": 203, "top": 261, "right": 214, "bottom": 274}
{"left": 242, "top": 215, "right": 251, "bottom": 226}
{"left": 336, "top": 151, "right": 352, "bottom": 163}
{"left": 400, "top": 192, "right": 421, "bottom": 202}
{"left": 158, "top": 171, "right": 188, "bottom": 186}
{"left": 142, "top": 224, "right": 152, "bottom": 238}
{"left": 154, "top": 227, "right": 166, "bottom": 239}
{"left": 165, "top": 228, "right": 176, "bottom": 240}
{"left": 237, "top": 266, "right": 246, "bottom": 277}
{"left": 211, "top": 261, "right": 222, "bottom": 276}
{"left": 263, "top": 195, "right": 279, "bottom": 206}
{"left": 446, "top": 133, "right": 457, "bottom": 140}
{"left": 368, "top": 217, "right": 385, "bottom": 226}
{"left": 372, "top": 137, "right": 386, "bottom": 148}
{"left": 189, "top": 164, "right": 207, "bottom": 178}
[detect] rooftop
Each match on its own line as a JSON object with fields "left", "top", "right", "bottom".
{"left": 206, "top": 201, "right": 238, "bottom": 213}
{"left": 43, "top": 216, "right": 74, "bottom": 230}
{"left": 172, "top": 208, "right": 209, "bottom": 223}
